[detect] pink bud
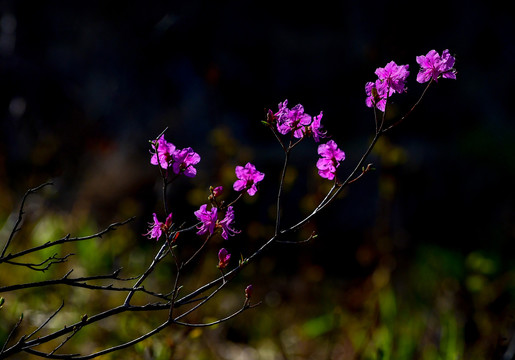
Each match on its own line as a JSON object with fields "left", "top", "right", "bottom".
{"left": 245, "top": 284, "right": 253, "bottom": 299}
{"left": 217, "top": 248, "right": 231, "bottom": 269}
{"left": 212, "top": 186, "right": 223, "bottom": 197}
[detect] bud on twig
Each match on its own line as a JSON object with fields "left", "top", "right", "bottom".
{"left": 245, "top": 285, "right": 253, "bottom": 300}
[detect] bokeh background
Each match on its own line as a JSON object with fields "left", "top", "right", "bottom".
{"left": 1, "top": 0, "right": 514, "bottom": 359}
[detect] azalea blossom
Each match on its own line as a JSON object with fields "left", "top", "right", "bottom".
{"left": 150, "top": 136, "right": 176, "bottom": 169}
{"left": 316, "top": 140, "right": 345, "bottom": 180}
{"left": 172, "top": 147, "right": 201, "bottom": 177}
{"left": 194, "top": 204, "right": 218, "bottom": 236}
{"left": 144, "top": 212, "right": 173, "bottom": 241}
{"left": 365, "top": 61, "right": 409, "bottom": 111}
{"left": 217, "top": 248, "right": 231, "bottom": 269}
{"left": 272, "top": 100, "right": 326, "bottom": 142}
{"left": 233, "top": 162, "right": 265, "bottom": 196}
{"left": 375, "top": 61, "right": 410, "bottom": 95}
{"left": 219, "top": 206, "right": 240, "bottom": 240}
{"left": 277, "top": 103, "right": 312, "bottom": 137}
{"left": 307, "top": 111, "right": 327, "bottom": 143}
{"left": 416, "top": 49, "right": 456, "bottom": 83}
{"left": 365, "top": 80, "right": 387, "bottom": 112}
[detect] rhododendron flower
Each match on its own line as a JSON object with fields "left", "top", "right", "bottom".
{"left": 276, "top": 103, "right": 312, "bottom": 137}
{"left": 194, "top": 204, "right": 217, "bottom": 236}
{"left": 144, "top": 212, "right": 173, "bottom": 241}
{"left": 375, "top": 61, "right": 410, "bottom": 95}
{"left": 233, "top": 162, "right": 265, "bottom": 196}
{"left": 272, "top": 100, "right": 325, "bottom": 141}
{"left": 365, "top": 80, "right": 387, "bottom": 112}
{"left": 416, "top": 49, "right": 456, "bottom": 83}
{"left": 217, "top": 248, "right": 231, "bottom": 269}
{"left": 219, "top": 206, "right": 240, "bottom": 240}
{"left": 365, "top": 61, "right": 409, "bottom": 111}
{"left": 150, "top": 136, "right": 176, "bottom": 169}
{"left": 172, "top": 147, "right": 201, "bottom": 177}
{"left": 307, "top": 111, "right": 326, "bottom": 143}
{"left": 317, "top": 140, "right": 345, "bottom": 180}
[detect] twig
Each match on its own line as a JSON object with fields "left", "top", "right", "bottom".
{"left": 26, "top": 302, "right": 65, "bottom": 340}
{"left": 1, "top": 182, "right": 53, "bottom": 258}
{"left": 0, "top": 217, "right": 135, "bottom": 265}
{"left": 0, "top": 314, "right": 24, "bottom": 354}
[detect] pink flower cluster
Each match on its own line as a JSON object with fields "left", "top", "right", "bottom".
{"left": 316, "top": 140, "right": 345, "bottom": 180}
{"left": 194, "top": 203, "right": 240, "bottom": 240}
{"left": 150, "top": 135, "right": 201, "bottom": 177}
{"left": 272, "top": 100, "right": 326, "bottom": 142}
{"left": 365, "top": 61, "right": 410, "bottom": 112}
{"left": 416, "top": 49, "right": 457, "bottom": 83}
{"left": 144, "top": 212, "right": 173, "bottom": 241}
{"left": 366, "top": 49, "right": 456, "bottom": 112}
{"left": 233, "top": 163, "right": 265, "bottom": 196}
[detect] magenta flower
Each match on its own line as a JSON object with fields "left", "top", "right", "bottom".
{"left": 150, "top": 136, "right": 176, "bottom": 169}
{"left": 172, "top": 147, "right": 201, "bottom": 177}
{"left": 233, "top": 162, "right": 265, "bottom": 196}
{"left": 144, "top": 212, "right": 173, "bottom": 241}
{"left": 306, "top": 111, "right": 326, "bottom": 142}
{"left": 365, "top": 61, "right": 409, "bottom": 111}
{"left": 217, "top": 248, "right": 231, "bottom": 269}
{"left": 274, "top": 99, "right": 290, "bottom": 123}
{"left": 194, "top": 204, "right": 218, "bottom": 236}
{"left": 316, "top": 140, "right": 345, "bottom": 180}
{"left": 219, "top": 206, "right": 240, "bottom": 240}
{"left": 365, "top": 80, "right": 387, "bottom": 112}
{"left": 416, "top": 49, "right": 456, "bottom": 83}
{"left": 277, "top": 103, "right": 312, "bottom": 137}
{"left": 272, "top": 100, "right": 326, "bottom": 142}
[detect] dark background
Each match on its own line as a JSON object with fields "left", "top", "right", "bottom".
{"left": 1, "top": 0, "right": 514, "bottom": 357}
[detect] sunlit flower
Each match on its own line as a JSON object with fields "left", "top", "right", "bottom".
{"left": 233, "top": 162, "right": 265, "bottom": 196}
{"left": 194, "top": 204, "right": 217, "bottom": 236}
{"left": 150, "top": 136, "right": 176, "bottom": 169}
{"left": 416, "top": 49, "right": 456, "bottom": 83}
{"left": 316, "top": 140, "right": 345, "bottom": 180}
{"left": 144, "top": 213, "right": 173, "bottom": 241}
{"left": 219, "top": 206, "right": 240, "bottom": 240}
{"left": 172, "top": 147, "right": 201, "bottom": 177}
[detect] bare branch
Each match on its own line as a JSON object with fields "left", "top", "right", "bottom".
{"left": 0, "top": 217, "right": 135, "bottom": 265}
{"left": 1, "top": 182, "right": 53, "bottom": 258}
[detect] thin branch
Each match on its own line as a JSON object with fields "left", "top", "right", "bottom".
{"left": 275, "top": 148, "right": 290, "bottom": 236}
{"left": 26, "top": 301, "right": 65, "bottom": 341}
{"left": 0, "top": 302, "right": 171, "bottom": 359}
{"left": 1, "top": 182, "right": 53, "bottom": 258}
{"left": 0, "top": 268, "right": 166, "bottom": 299}
{"left": 181, "top": 233, "right": 213, "bottom": 268}
{"left": 4, "top": 253, "right": 74, "bottom": 272}
{"left": 0, "top": 314, "right": 24, "bottom": 354}
{"left": 174, "top": 301, "right": 260, "bottom": 328}
{"left": 382, "top": 79, "right": 433, "bottom": 132}
{"left": 0, "top": 217, "right": 135, "bottom": 264}
{"left": 123, "top": 240, "right": 169, "bottom": 306}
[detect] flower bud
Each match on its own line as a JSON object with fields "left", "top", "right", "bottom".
{"left": 245, "top": 284, "right": 253, "bottom": 299}
{"left": 217, "top": 248, "right": 231, "bottom": 269}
